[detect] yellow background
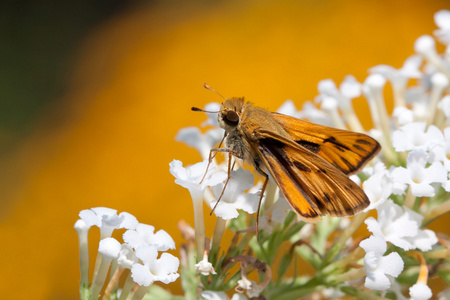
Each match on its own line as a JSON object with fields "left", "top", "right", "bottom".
{"left": 0, "top": 0, "right": 449, "bottom": 299}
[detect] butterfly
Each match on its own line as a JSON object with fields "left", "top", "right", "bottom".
{"left": 193, "top": 85, "right": 381, "bottom": 224}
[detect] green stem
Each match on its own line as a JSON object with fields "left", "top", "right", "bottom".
{"left": 210, "top": 218, "right": 227, "bottom": 261}
{"left": 323, "top": 247, "right": 365, "bottom": 275}
{"left": 321, "top": 212, "right": 368, "bottom": 267}
{"left": 118, "top": 273, "right": 135, "bottom": 300}
{"left": 130, "top": 285, "right": 150, "bottom": 300}
{"left": 192, "top": 197, "right": 205, "bottom": 260}
{"left": 89, "top": 256, "right": 112, "bottom": 300}
{"left": 403, "top": 187, "right": 415, "bottom": 209}
{"left": 331, "top": 267, "right": 366, "bottom": 284}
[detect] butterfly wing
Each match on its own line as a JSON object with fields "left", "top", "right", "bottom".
{"left": 253, "top": 129, "right": 369, "bottom": 221}
{"left": 271, "top": 113, "right": 380, "bottom": 175}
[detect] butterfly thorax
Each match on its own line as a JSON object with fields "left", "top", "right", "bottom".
{"left": 218, "top": 98, "right": 289, "bottom": 164}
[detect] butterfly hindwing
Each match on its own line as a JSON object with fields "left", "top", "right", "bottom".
{"left": 271, "top": 113, "right": 381, "bottom": 175}
{"left": 253, "top": 129, "right": 369, "bottom": 221}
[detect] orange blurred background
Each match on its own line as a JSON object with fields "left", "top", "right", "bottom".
{"left": 0, "top": 0, "right": 449, "bottom": 299}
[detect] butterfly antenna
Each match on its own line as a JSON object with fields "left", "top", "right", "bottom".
{"left": 203, "top": 83, "right": 228, "bottom": 101}
{"left": 191, "top": 107, "right": 219, "bottom": 113}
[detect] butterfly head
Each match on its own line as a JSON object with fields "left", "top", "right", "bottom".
{"left": 218, "top": 98, "right": 245, "bottom": 132}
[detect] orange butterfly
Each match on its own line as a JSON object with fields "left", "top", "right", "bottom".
{"left": 193, "top": 87, "right": 380, "bottom": 223}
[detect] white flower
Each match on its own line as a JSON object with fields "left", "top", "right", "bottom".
{"left": 131, "top": 245, "right": 180, "bottom": 286}
{"left": 414, "top": 35, "right": 438, "bottom": 59}
{"left": 434, "top": 10, "right": 450, "bottom": 44}
{"left": 363, "top": 161, "right": 393, "bottom": 211}
{"left": 316, "top": 75, "right": 361, "bottom": 109}
{"left": 321, "top": 288, "right": 345, "bottom": 299}
{"left": 98, "top": 237, "right": 122, "bottom": 259}
{"left": 370, "top": 55, "right": 422, "bottom": 84}
{"left": 277, "top": 99, "right": 300, "bottom": 117}
{"left": 195, "top": 257, "right": 217, "bottom": 276}
{"left": 170, "top": 159, "right": 227, "bottom": 200}
{"left": 123, "top": 223, "right": 175, "bottom": 251}
{"left": 360, "top": 235, "right": 404, "bottom": 290}
{"left": 117, "top": 243, "right": 138, "bottom": 269}
{"left": 79, "top": 207, "right": 138, "bottom": 238}
{"left": 391, "top": 150, "right": 446, "bottom": 197}
{"left": 297, "top": 101, "right": 333, "bottom": 126}
{"left": 176, "top": 127, "right": 224, "bottom": 159}
{"left": 210, "top": 169, "right": 260, "bottom": 220}
{"left": 236, "top": 277, "right": 264, "bottom": 298}
{"left": 201, "top": 102, "right": 221, "bottom": 127}
{"left": 201, "top": 291, "right": 227, "bottom": 300}
{"left": 431, "top": 127, "right": 450, "bottom": 171}
{"left": 409, "top": 282, "right": 433, "bottom": 300}
{"left": 365, "top": 200, "right": 437, "bottom": 251}
{"left": 201, "top": 291, "right": 248, "bottom": 300}
{"left": 438, "top": 95, "right": 450, "bottom": 120}
{"left": 370, "top": 55, "right": 422, "bottom": 109}
{"left": 393, "top": 106, "right": 414, "bottom": 125}
{"left": 270, "top": 195, "right": 292, "bottom": 224}
{"left": 391, "top": 122, "right": 444, "bottom": 152}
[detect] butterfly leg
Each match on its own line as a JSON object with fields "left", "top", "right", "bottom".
{"left": 199, "top": 133, "right": 227, "bottom": 184}
{"left": 254, "top": 164, "right": 269, "bottom": 240}
{"left": 206, "top": 148, "right": 243, "bottom": 215}
{"left": 210, "top": 151, "right": 234, "bottom": 215}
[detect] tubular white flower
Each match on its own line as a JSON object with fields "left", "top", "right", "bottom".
{"left": 131, "top": 245, "right": 180, "bottom": 286}
{"left": 317, "top": 96, "right": 346, "bottom": 129}
{"left": 176, "top": 127, "right": 224, "bottom": 160}
{"left": 414, "top": 35, "right": 438, "bottom": 58}
{"left": 365, "top": 200, "right": 437, "bottom": 251}
{"left": 369, "top": 55, "right": 422, "bottom": 107}
{"left": 236, "top": 278, "right": 263, "bottom": 298}
{"left": 195, "top": 257, "right": 217, "bottom": 276}
{"left": 428, "top": 72, "right": 449, "bottom": 124}
{"left": 277, "top": 99, "right": 300, "bottom": 117}
{"left": 297, "top": 101, "right": 333, "bottom": 126}
{"left": 201, "top": 291, "right": 228, "bottom": 300}
{"left": 90, "top": 238, "right": 122, "bottom": 300}
{"left": 414, "top": 35, "right": 450, "bottom": 78}
{"left": 409, "top": 282, "right": 433, "bottom": 300}
{"left": 210, "top": 169, "right": 260, "bottom": 220}
{"left": 316, "top": 77, "right": 362, "bottom": 130}
{"left": 391, "top": 122, "right": 444, "bottom": 152}
{"left": 393, "top": 106, "right": 414, "bottom": 126}
{"left": 74, "top": 219, "right": 90, "bottom": 286}
{"left": 201, "top": 291, "right": 248, "bottom": 300}
{"left": 363, "top": 74, "right": 391, "bottom": 145}
{"left": 363, "top": 162, "right": 393, "bottom": 211}
{"left": 117, "top": 243, "right": 138, "bottom": 269}
{"left": 79, "top": 207, "right": 138, "bottom": 238}
{"left": 123, "top": 223, "right": 175, "bottom": 251}
{"left": 434, "top": 10, "right": 450, "bottom": 44}
{"left": 98, "top": 237, "right": 122, "bottom": 259}
{"left": 360, "top": 235, "right": 404, "bottom": 290}
{"left": 340, "top": 75, "right": 362, "bottom": 99}
{"left": 438, "top": 95, "right": 450, "bottom": 121}
{"left": 170, "top": 159, "right": 227, "bottom": 200}
{"left": 201, "top": 102, "right": 221, "bottom": 127}
{"left": 391, "top": 150, "right": 447, "bottom": 197}
{"left": 431, "top": 127, "right": 450, "bottom": 172}
{"left": 170, "top": 159, "right": 226, "bottom": 259}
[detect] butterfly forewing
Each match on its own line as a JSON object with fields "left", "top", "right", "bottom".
{"left": 271, "top": 113, "right": 381, "bottom": 175}
{"left": 253, "top": 129, "right": 370, "bottom": 220}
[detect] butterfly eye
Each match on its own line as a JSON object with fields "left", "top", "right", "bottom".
{"left": 224, "top": 110, "right": 240, "bottom": 126}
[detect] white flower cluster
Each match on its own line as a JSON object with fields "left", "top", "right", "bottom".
{"left": 173, "top": 10, "right": 450, "bottom": 299}
{"left": 297, "top": 9, "right": 450, "bottom": 298}
{"left": 75, "top": 207, "right": 179, "bottom": 300}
